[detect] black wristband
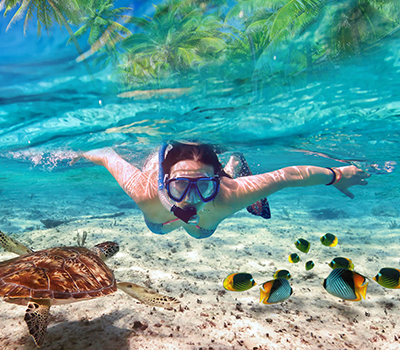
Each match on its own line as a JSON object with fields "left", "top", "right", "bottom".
{"left": 325, "top": 168, "right": 336, "bottom": 186}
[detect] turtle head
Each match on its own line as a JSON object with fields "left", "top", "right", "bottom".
{"left": 90, "top": 241, "right": 119, "bottom": 261}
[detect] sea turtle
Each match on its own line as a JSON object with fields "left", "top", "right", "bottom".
{"left": 0, "top": 230, "right": 180, "bottom": 347}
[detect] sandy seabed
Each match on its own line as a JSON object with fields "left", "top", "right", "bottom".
{"left": 1, "top": 184, "right": 400, "bottom": 350}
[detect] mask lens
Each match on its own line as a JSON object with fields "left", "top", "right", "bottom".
{"left": 167, "top": 176, "right": 220, "bottom": 202}
{"left": 196, "top": 179, "right": 218, "bottom": 201}
{"left": 168, "top": 179, "right": 190, "bottom": 201}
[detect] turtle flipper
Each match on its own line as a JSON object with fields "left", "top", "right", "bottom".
{"left": 0, "top": 230, "right": 33, "bottom": 256}
{"left": 24, "top": 300, "right": 51, "bottom": 347}
{"left": 117, "top": 282, "right": 180, "bottom": 310}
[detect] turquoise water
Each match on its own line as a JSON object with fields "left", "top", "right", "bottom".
{"left": 1, "top": 36, "right": 399, "bottom": 232}
{"left": 1, "top": 3, "right": 400, "bottom": 349}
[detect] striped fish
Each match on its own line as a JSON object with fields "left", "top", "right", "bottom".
{"left": 323, "top": 268, "right": 368, "bottom": 301}
{"left": 373, "top": 268, "right": 400, "bottom": 289}
{"left": 260, "top": 278, "right": 293, "bottom": 304}
{"left": 223, "top": 273, "right": 256, "bottom": 292}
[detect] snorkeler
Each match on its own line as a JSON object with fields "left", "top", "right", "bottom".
{"left": 72, "top": 141, "right": 370, "bottom": 239}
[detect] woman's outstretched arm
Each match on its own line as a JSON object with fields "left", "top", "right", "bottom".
{"left": 218, "top": 165, "right": 370, "bottom": 214}
{"left": 73, "top": 148, "right": 157, "bottom": 204}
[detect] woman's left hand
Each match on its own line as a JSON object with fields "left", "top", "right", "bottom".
{"left": 333, "top": 165, "right": 371, "bottom": 199}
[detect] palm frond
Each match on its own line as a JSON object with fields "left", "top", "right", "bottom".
{"left": 6, "top": 0, "right": 29, "bottom": 32}
{"left": 269, "top": 0, "right": 325, "bottom": 40}
{"left": 127, "top": 16, "right": 151, "bottom": 29}
{"left": 108, "top": 20, "right": 132, "bottom": 35}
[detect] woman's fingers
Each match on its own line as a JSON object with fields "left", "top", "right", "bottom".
{"left": 70, "top": 155, "right": 82, "bottom": 165}
{"left": 340, "top": 188, "right": 355, "bottom": 199}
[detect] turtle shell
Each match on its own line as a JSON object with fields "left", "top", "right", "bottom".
{"left": 0, "top": 246, "right": 117, "bottom": 306}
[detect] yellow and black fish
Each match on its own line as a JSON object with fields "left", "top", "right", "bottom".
{"left": 288, "top": 253, "right": 300, "bottom": 263}
{"left": 305, "top": 260, "right": 315, "bottom": 271}
{"left": 260, "top": 278, "right": 293, "bottom": 304}
{"left": 329, "top": 257, "right": 354, "bottom": 270}
{"left": 323, "top": 268, "right": 368, "bottom": 301}
{"left": 373, "top": 268, "right": 400, "bottom": 289}
{"left": 320, "top": 233, "right": 338, "bottom": 247}
{"left": 223, "top": 272, "right": 256, "bottom": 291}
{"left": 295, "top": 238, "right": 311, "bottom": 253}
{"left": 273, "top": 269, "right": 291, "bottom": 280}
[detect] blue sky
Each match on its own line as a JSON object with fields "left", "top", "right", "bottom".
{"left": 0, "top": 1, "right": 161, "bottom": 63}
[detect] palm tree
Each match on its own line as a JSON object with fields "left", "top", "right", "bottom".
{"left": 0, "top": 0, "right": 93, "bottom": 75}
{"left": 317, "top": 0, "right": 399, "bottom": 59}
{"left": 120, "top": 0, "right": 226, "bottom": 86}
{"left": 239, "top": 0, "right": 326, "bottom": 76}
{"left": 224, "top": 0, "right": 397, "bottom": 80}
{"left": 224, "top": 1, "right": 278, "bottom": 91}
{"left": 72, "top": 0, "right": 133, "bottom": 67}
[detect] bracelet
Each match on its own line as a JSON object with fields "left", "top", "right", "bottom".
{"left": 325, "top": 168, "right": 342, "bottom": 186}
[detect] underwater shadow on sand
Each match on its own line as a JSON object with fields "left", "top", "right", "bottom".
{"left": 19, "top": 310, "right": 132, "bottom": 350}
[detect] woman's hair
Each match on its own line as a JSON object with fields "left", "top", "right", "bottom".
{"left": 162, "top": 141, "right": 229, "bottom": 177}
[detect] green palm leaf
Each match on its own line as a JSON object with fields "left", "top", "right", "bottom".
{"left": 269, "top": 0, "right": 325, "bottom": 40}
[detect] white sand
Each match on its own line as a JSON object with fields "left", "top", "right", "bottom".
{"left": 1, "top": 183, "right": 400, "bottom": 350}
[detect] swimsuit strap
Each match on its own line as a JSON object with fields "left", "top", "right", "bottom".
{"left": 163, "top": 218, "right": 180, "bottom": 225}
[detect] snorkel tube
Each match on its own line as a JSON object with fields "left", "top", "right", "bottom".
{"left": 158, "top": 142, "right": 199, "bottom": 225}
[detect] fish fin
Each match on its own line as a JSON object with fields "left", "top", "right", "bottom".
{"left": 331, "top": 237, "right": 339, "bottom": 247}
{"left": 259, "top": 281, "right": 272, "bottom": 303}
{"left": 223, "top": 274, "right": 235, "bottom": 291}
{"left": 357, "top": 281, "right": 369, "bottom": 300}
{"left": 259, "top": 288, "right": 267, "bottom": 303}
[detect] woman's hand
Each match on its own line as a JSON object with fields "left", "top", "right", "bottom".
{"left": 333, "top": 165, "right": 371, "bottom": 199}
{"left": 70, "top": 154, "right": 82, "bottom": 165}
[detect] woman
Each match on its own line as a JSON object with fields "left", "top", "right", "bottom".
{"left": 73, "top": 141, "right": 370, "bottom": 239}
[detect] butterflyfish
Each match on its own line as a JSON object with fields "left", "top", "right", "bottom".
{"left": 223, "top": 272, "right": 256, "bottom": 291}
{"left": 323, "top": 268, "right": 368, "bottom": 301}
{"left": 288, "top": 253, "right": 300, "bottom": 263}
{"left": 305, "top": 260, "right": 315, "bottom": 271}
{"left": 320, "top": 233, "right": 338, "bottom": 247}
{"left": 260, "top": 278, "right": 293, "bottom": 304}
{"left": 295, "top": 238, "right": 311, "bottom": 253}
{"left": 329, "top": 257, "right": 354, "bottom": 270}
{"left": 273, "top": 269, "right": 291, "bottom": 280}
{"left": 373, "top": 268, "right": 400, "bottom": 289}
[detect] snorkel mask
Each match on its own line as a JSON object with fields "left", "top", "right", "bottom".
{"left": 165, "top": 175, "right": 220, "bottom": 203}
{"left": 158, "top": 142, "right": 202, "bottom": 225}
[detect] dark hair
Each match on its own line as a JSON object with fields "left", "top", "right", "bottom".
{"left": 162, "top": 141, "right": 229, "bottom": 177}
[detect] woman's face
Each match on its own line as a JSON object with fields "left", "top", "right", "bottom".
{"left": 169, "top": 160, "right": 215, "bottom": 211}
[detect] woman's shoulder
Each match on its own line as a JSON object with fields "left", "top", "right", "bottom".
{"left": 142, "top": 150, "right": 159, "bottom": 172}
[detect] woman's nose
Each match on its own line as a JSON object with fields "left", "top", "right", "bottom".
{"left": 186, "top": 186, "right": 200, "bottom": 203}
